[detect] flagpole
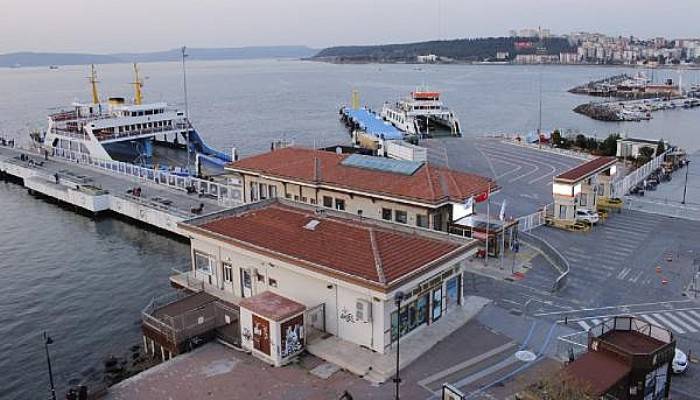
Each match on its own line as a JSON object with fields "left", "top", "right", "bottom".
{"left": 500, "top": 207, "right": 506, "bottom": 270}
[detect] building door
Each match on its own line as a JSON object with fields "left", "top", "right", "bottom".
{"left": 252, "top": 315, "right": 270, "bottom": 355}
{"left": 445, "top": 276, "right": 461, "bottom": 308}
{"left": 222, "top": 262, "right": 234, "bottom": 293}
{"left": 432, "top": 287, "right": 443, "bottom": 321}
{"left": 240, "top": 268, "right": 253, "bottom": 298}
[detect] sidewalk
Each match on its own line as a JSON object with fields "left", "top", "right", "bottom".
{"left": 306, "top": 296, "right": 491, "bottom": 384}
{"left": 462, "top": 244, "right": 541, "bottom": 282}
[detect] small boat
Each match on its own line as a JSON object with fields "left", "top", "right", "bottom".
{"left": 49, "top": 65, "right": 59, "bottom": 70}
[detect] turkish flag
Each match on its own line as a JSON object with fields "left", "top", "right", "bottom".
{"left": 475, "top": 191, "right": 489, "bottom": 203}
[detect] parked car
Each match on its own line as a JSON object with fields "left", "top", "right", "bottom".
{"left": 672, "top": 349, "right": 688, "bottom": 374}
{"left": 630, "top": 184, "right": 645, "bottom": 196}
{"left": 575, "top": 209, "right": 600, "bottom": 225}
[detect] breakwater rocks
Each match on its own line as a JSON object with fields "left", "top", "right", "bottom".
{"left": 573, "top": 103, "right": 621, "bottom": 121}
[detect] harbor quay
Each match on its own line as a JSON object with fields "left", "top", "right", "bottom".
{"left": 0, "top": 145, "right": 242, "bottom": 236}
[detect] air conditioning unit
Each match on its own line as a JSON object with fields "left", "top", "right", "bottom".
{"left": 355, "top": 299, "right": 372, "bottom": 323}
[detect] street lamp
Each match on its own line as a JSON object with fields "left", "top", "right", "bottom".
{"left": 43, "top": 331, "right": 57, "bottom": 400}
{"left": 682, "top": 160, "right": 691, "bottom": 205}
{"left": 393, "top": 290, "right": 405, "bottom": 400}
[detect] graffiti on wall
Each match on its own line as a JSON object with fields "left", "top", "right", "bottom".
{"left": 339, "top": 307, "right": 356, "bottom": 324}
{"left": 280, "top": 315, "right": 304, "bottom": 358}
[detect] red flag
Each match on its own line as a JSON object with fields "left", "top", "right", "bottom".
{"left": 475, "top": 191, "right": 489, "bottom": 203}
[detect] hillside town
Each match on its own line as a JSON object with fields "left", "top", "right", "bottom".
{"left": 508, "top": 28, "right": 700, "bottom": 65}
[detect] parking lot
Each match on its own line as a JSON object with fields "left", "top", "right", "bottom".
{"left": 425, "top": 136, "right": 582, "bottom": 217}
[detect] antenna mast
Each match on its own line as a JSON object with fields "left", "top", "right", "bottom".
{"left": 132, "top": 63, "right": 144, "bottom": 105}
{"left": 89, "top": 64, "right": 100, "bottom": 104}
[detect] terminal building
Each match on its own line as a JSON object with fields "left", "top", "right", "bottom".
{"left": 144, "top": 199, "right": 479, "bottom": 366}
{"left": 224, "top": 147, "right": 495, "bottom": 232}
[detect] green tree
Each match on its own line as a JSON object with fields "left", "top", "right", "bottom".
{"left": 551, "top": 130, "right": 562, "bottom": 147}
{"left": 600, "top": 133, "right": 621, "bottom": 156}
{"left": 656, "top": 139, "right": 666, "bottom": 156}
{"left": 575, "top": 134, "right": 588, "bottom": 149}
{"left": 638, "top": 146, "right": 655, "bottom": 165}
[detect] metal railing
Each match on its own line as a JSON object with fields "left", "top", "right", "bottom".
{"left": 520, "top": 231, "right": 570, "bottom": 293}
{"left": 517, "top": 203, "right": 552, "bottom": 232}
{"left": 51, "top": 147, "right": 242, "bottom": 207}
{"left": 612, "top": 151, "right": 667, "bottom": 197}
{"left": 556, "top": 331, "right": 588, "bottom": 361}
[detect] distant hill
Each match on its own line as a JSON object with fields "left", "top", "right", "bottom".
{"left": 312, "top": 37, "right": 575, "bottom": 63}
{"left": 0, "top": 46, "right": 318, "bottom": 68}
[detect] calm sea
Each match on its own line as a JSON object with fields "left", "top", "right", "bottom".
{"left": 1, "top": 60, "right": 699, "bottom": 398}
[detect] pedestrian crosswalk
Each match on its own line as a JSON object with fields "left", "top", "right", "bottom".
{"left": 576, "top": 310, "right": 700, "bottom": 335}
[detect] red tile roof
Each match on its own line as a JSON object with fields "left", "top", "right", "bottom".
{"left": 183, "top": 202, "right": 472, "bottom": 291}
{"left": 563, "top": 351, "right": 631, "bottom": 396}
{"left": 239, "top": 291, "right": 306, "bottom": 321}
{"left": 226, "top": 147, "right": 495, "bottom": 205}
{"left": 555, "top": 156, "right": 617, "bottom": 182}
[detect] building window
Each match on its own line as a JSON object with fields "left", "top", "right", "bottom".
{"left": 310, "top": 198, "right": 317, "bottom": 205}
{"left": 223, "top": 263, "right": 233, "bottom": 282}
{"left": 390, "top": 294, "right": 429, "bottom": 342}
{"left": 395, "top": 210, "right": 408, "bottom": 224}
{"left": 285, "top": 193, "right": 292, "bottom": 199}
{"left": 194, "top": 251, "right": 213, "bottom": 275}
{"left": 416, "top": 214, "right": 428, "bottom": 228}
{"left": 357, "top": 210, "right": 363, "bottom": 216}
{"left": 269, "top": 185, "right": 277, "bottom": 198}
{"left": 268, "top": 278, "right": 278, "bottom": 288}
{"left": 382, "top": 208, "right": 392, "bottom": 221}
{"left": 294, "top": 195, "right": 300, "bottom": 201}
{"left": 579, "top": 194, "right": 588, "bottom": 207}
{"left": 335, "top": 198, "right": 345, "bottom": 211}
{"left": 323, "top": 196, "right": 333, "bottom": 208}
{"left": 256, "top": 273, "right": 265, "bottom": 282}
{"left": 259, "top": 183, "right": 268, "bottom": 200}
{"left": 301, "top": 196, "right": 308, "bottom": 202}
{"left": 433, "top": 213, "right": 443, "bottom": 231}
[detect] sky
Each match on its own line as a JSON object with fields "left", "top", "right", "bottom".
{"left": 0, "top": 0, "right": 698, "bottom": 54}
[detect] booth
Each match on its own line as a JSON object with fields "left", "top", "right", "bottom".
{"left": 239, "top": 291, "right": 306, "bottom": 367}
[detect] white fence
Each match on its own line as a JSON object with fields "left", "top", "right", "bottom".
{"left": 51, "top": 148, "right": 243, "bottom": 207}
{"left": 517, "top": 203, "right": 552, "bottom": 232}
{"left": 612, "top": 151, "right": 667, "bottom": 198}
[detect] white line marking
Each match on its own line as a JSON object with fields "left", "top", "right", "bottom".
{"left": 664, "top": 313, "right": 698, "bottom": 333}
{"left": 678, "top": 311, "right": 700, "bottom": 329}
{"left": 651, "top": 313, "right": 686, "bottom": 334}
{"left": 688, "top": 310, "right": 700, "bottom": 320}
{"left": 535, "top": 300, "right": 694, "bottom": 317}
{"left": 577, "top": 321, "right": 591, "bottom": 331}
{"left": 628, "top": 271, "right": 644, "bottom": 283}
{"left": 618, "top": 268, "right": 632, "bottom": 280}
{"left": 641, "top": 314, "right": 662, "bottom": 327}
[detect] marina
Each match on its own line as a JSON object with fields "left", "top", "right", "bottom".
{"left": 574, "top": 96, "right": 700, "bottom": 122}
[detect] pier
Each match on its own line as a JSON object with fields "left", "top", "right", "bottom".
{"left": 0, "top": 145, "right": 243, "bottom": 236}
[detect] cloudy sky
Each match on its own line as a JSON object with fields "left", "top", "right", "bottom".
{"left": 0, "top": 0, "right": 697, "bottom": 53}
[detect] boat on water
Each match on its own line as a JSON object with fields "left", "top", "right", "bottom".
{"left": 32, "top": 63, "right": 232, "bottom": 176}
{"left": 380, "top": 90, "right": 461, "bottom": 137}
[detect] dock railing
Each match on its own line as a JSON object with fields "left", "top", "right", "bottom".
{"left": 50, "top": 148, "right": 243, "bottom": 207}
{"left": 612, "top": 151, "right": 667, "bottom": 198}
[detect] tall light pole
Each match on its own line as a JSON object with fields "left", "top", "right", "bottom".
{"left": 682, "top": 160, "right": 691, "bottom": 204}
{"left": 181, "top": 46, "right": 190, "bottom": 175}
{"left": 43, "top": 331, "right": 57, "bottom": 400}
{"left": 393, "top": 290, "right": 405, "bottom": 400}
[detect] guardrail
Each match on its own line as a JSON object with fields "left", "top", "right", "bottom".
{"left": 517, "top": 203, "right": 552, "bottom": 232}
{"left": 612, "top": 151, "right": 667, "bottom": 197}
{"left": 51, "top": 148, "right": 243, "bottom": 207}
{"left": 520, "top": 231, "right": 570, "bottom": 293}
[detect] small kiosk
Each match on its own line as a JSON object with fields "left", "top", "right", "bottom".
{"left": 239, "top": 291, "right": 306, "bottom": 367}
{"left": 449, "top": 214, "right": 519, "bottom": 257}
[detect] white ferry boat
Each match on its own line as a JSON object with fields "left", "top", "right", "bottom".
{"left": 35, "top": 64, "right": 231, "bottom": 176}
{"left": 380, "top": 90, "right": 461, "bottom": 137}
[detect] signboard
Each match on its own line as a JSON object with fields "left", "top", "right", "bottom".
{"left": 442, "top": 383, "right": 465, "bottom": 400}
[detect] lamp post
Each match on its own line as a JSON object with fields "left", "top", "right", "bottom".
{"left": 43, "top": 331, "right": 56, "bottom": 400}
{"left": 393, "top": 290, "right": 405, "bottom": 400}
{"left": 682, "top": 160, "right": 691, "bottom": 205}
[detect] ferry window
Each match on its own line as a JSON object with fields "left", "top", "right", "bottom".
{"left": 395, "top": 210, "right": 408, "bottom": 224}
{"left": 223, "top": 263, "right": 233, "bottom": 282}
{"left": 323, "top": 196, "right": 333, "bottom": 208}
{"left": 416, "top": 214, "right": 428, "bottom": 228}
{"left": 194, "top": 251, "right": 213, "bottom": 275}
{"left": 335, "top": 199, "right": 345, "bottom": 211}
{"left": 382, "top": 208, "right": 392, "bottom": 221}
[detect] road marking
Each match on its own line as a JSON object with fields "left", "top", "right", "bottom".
{"left": 640, "top": 314, "right": 662, "bottom": 327}
{"left": 535, "top": 300, "right": 694, "bottom": 317}
{"left": 417, "top": 342, "right": 516, "bottom": 389}
{"left": 628, "top": 271, "right": 644, "bottom": 283}
{"left": 591, "top": 318, "right": 602, "bottom": 326}
{"left": 664, "top": 313, "right": 698, "bottom": 333}
{"left": 688, "top": 310, "right": 700, "bottom": 320}
{"left": 617, "top": 267, "right": 632, "bottom": 280}
{"left": 651, "top": 313, "right": 686, "bottom": 334}
{"left": 678, "top": 311, "right": 700, "bottom": 329}
{"left": 577, "top": 321, "right": 591, "bottom": 331}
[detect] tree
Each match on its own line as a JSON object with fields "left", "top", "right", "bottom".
{"left": 551, "top": 130, "right": 562, "bottom": 147}
{"left": 574, "top": 134, "right": 588, "bottom": 149}
{"left": 638, "top": 146, "right": 655, "bottom": 165}
{"left": 520, "top": 371, "right": 596, "bottom": 400}
{"left": 656, "top": 139, "right": 666, "bottom": 156}
{"left": 600, "top": 133, "right": 621, "bottom": 156}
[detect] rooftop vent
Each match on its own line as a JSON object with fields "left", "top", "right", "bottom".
{"left": 304, "top": 219, "right": 321, "bottom": 231}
